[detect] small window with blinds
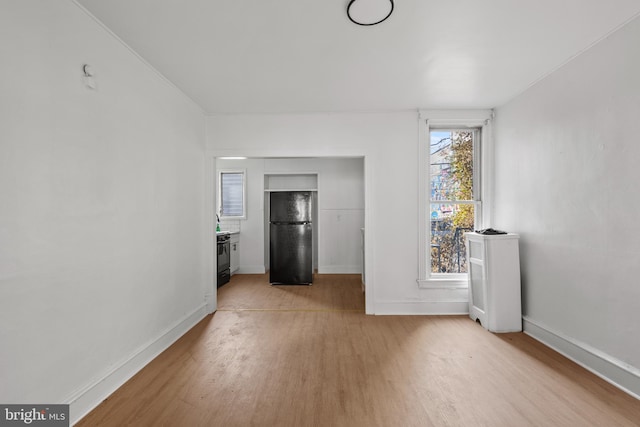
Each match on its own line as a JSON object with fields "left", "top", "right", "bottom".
{"left": 220, "top": 171, "right": 246, "bottom": 218}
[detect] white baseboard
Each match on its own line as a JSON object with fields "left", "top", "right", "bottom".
{"left": 318, "top": 265, "right": 361, "bottom": 274}
{"left": 68, "top": 304, "right": 208, "bottom": 425}
{"left": 523, "top": 316, "right": 640, "bottom": 400}
{"left": 237, "top": 265, "right": 266, "bottom": 274}
{"left": 374, "top": 300, "right": 469, "bottom": 315}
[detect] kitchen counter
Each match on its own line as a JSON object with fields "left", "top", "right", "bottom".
{"left": 216, "top": 230, "right": 239, "bottom": 235}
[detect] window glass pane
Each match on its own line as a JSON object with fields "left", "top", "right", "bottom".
{"left": 221, "top": 172, "right": 244, "bottom": 217}
{"left": 430, "top": 130, "right": 474, "bottom": 201}
{"left": 430, "top": 203, "right": 474, "bottom": 273}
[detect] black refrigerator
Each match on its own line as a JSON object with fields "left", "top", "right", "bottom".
{"left": 269, "top": 191, "right": 313, "bottom": 285}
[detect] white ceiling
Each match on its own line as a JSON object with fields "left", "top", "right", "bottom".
{"left": 75, "top": 0, "right": 640, "bottom": 114}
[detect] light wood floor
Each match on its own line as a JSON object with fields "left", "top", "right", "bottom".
{"left": 77, "top": 274, "right": 640, "bottom": 426}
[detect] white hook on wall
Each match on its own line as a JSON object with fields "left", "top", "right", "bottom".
{"left": 82, "top": 64, "right": 96, "bottom": 89}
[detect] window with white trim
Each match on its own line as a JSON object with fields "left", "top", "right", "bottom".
{"left": 219, "top": 170, "right": 246, "bottom": 219}
{"left": 429, "top": 128, "right": 480, "bottom": 274}
{"left": 418, "top": 111, "right": 492, "bottom": 287}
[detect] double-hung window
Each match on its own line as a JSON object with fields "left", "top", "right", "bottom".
{"left": 418, "top": 111, "right": 492, "bottom": 287}
{"left": 219, "top": 170, "right": 246, "bottom": 219}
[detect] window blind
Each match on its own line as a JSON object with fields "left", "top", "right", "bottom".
{"left": 221, "top": 172, "right": 244, "bottom": 217}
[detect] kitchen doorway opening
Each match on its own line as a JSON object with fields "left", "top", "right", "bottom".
{"left": 210, "top": 156, "right": 368, "bottom": 313}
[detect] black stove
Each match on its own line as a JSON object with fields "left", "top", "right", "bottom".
{"left": 217, "top": 232, "right": 230, "bottom": 287}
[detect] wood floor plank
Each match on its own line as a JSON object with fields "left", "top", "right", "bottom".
{"left": 77, "top": 274, "right": 640, "bottom": 426}
{"left": 217, "top": 273, "right": 365, "bottom": 312}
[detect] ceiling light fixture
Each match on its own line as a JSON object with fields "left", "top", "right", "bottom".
{"left": 347, "top": 0, "right": 394, "bottom": 26}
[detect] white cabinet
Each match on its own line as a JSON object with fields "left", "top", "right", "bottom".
{"left": 360, "top": 228, "right": 365, "bottom": 291}
{"left": 264, "top": 174, "right": 318, "bottom": 191}
{"left": 465, "top": 232, "right": 522, "bottom": 332}
{"left": 230, "top": 233, "right": 240, "bottom": 275}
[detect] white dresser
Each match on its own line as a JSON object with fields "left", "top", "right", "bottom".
{"left": 465, "top": 232, "right": 522, "bottom": 332}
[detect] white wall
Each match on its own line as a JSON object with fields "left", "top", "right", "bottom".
{"left": 208, "top": 112, "right": 467, "bottom": 314}
{"left": 493, "top": 16, "right": 640, "bottom": 396}
{"left": 216, "top": 158, "right": 266, "bottom": 273}
{"left": 0, "top": 1, "right": 207, "bottom": 422}
{"left": 217, "top": 157, "right": 365, "bottom": 274}
{"left": 306, "top": 158, "right": 364, "bottom": 273}
{"left": 266, "top": 158, "right": 365, "bottom": 274}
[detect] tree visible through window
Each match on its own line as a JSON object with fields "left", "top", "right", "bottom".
{"left": 429, "top": 130, "right": 478, "bottom": 274}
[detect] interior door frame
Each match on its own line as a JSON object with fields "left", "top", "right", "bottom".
{"left": 206, "top": 151, "right": 374, "bottom": 314}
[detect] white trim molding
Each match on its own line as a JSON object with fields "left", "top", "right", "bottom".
{"left": 68, "top": 305, "right": 209, "bottom": 425}
{"left": 417, "top": 109, "right": 494, "bottom": 288}
{"left": 375, "top": 300, "right": 469, "bottom": 315}
{"left": 523, "top": 316, "right": 640, "bottom": 400}
{"left": 238, "top": 265, "right": 267, "bottom": 274}
{"left": 319, "top": 265, "right": 362, "bottom": 274}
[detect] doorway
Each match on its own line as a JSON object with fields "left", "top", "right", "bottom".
{"left": 210, "top": 156, "right": 367, "bottom": 312}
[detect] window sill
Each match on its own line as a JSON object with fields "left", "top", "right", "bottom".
{"left": 417, "top": 276, "right": 468, "bottom": 289}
